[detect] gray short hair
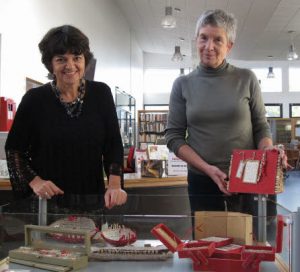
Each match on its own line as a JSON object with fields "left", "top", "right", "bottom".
{"left": 195, "top": 9, "right": 237, "bottom": 43}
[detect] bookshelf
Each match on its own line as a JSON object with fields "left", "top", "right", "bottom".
{"left": 267, "top": 117, "right": 300, "bottom": 144}
{"left": 138, "top": 110, "right": 168, "bottom": 149}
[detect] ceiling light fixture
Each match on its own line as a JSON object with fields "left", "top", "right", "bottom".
{"left": 172, "top": 46, "right": 183, "bottom": 62}
{"left": 179, "top": 68, "right": 185, "bottom": 75}
{"left": 287, "top": 31, "right": 298, "bottom": 61}
{"left": 267, "top": 67, "right": 275, "bottom": 79}
{"left": 161, "top": 6, "right": 176, "bottom": 29}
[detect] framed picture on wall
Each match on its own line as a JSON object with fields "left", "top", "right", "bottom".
{"left": 26, "top": 77, "right": 43, "bottom": 91}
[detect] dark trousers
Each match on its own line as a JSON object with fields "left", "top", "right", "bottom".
{"left": 187, "top": 171, "right": 277, "bottom": 215}
{"left": 188, "top": 171, "right": 261, "bottom": 214}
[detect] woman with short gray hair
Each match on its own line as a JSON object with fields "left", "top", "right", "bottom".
{"left": 165, "top": 9, "right": 288, "bottom": 214}
{"left": 195, "top": 9, "right": 237, "bottom": 43}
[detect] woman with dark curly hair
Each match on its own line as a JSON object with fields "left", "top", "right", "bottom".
{"left": 5, "top": 25, "right": 127, "bottom": 209}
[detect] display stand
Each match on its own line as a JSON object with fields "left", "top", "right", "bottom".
{"left": 38, "top": 197, "right": 47, "bottom": 226}
{"left": 257, "top": 194, "right": 267, "bottom": 243}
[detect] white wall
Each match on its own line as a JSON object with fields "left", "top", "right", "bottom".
{"left": 130, "top": 31, "right": 143, "bottom": 110}
{"left": 0, "top": 0, "right": 143, "bottom": 105}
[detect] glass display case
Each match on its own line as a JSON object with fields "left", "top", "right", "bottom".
{"left": 115, "top": 87, "right": 136, "bottom": 149}
{"left": 0, "top": 194, "right": 297, "bottom": 271}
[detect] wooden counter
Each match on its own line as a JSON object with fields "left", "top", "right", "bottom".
{"left": 123, "top": 173, "right": 187, "bottom": 188}
{"left": 0, "top": 179, "right": 10, "bottom": 190}
{"left": 0, "top": 175, "right": 187, "bottom": 191}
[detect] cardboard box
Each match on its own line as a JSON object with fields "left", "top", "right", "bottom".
{"left": 194, "top": 211, "right": 253, "bottom": 245}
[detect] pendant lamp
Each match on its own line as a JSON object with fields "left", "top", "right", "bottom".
{"left": 172, "top": 46, "right": 183, "bottom": 62}
{"left": 287, "top": 31, "right": 298, "bottom": 61}
{"left": 267, "top": 67, "right": 275, "bottom": 79}
{"left": 161, "top": 6, "right": 176, "bottom": 29}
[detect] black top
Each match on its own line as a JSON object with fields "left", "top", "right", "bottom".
{"left": 5, "top": 80, "right": 124, "bottom": 198}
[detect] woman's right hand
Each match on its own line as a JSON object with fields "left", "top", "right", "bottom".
{"left": 29, "top": 176, "right": 64, "bottom": 199}
{"left": 205, "top": 165, "right": 231, "bottom": 196}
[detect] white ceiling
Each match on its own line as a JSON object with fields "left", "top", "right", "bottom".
{"left": 114, "top": 0, "right": 300, "bottom": 61}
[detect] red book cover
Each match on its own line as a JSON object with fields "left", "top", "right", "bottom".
{"left": 228, "top": 149, "right": 284, "bottom": 194}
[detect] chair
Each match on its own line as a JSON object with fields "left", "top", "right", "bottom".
{"left": 286, "top": 149, "right": 300, "bottom": 170}
{"left": 124, "top": 146, "right": 135, "bottom": 173}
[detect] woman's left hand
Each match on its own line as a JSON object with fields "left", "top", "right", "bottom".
{"left": 263, "top": 145, "right": 292, "bottom": 170}
{"left": 104, "top": 175, "right": 127, "bottom": 209}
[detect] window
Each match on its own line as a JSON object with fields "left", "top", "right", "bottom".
{"left": 144, "top": 104, "right": 169, "bottom": 111}
{"left": 144, "top": 69, "right": 179, "bottom": 93}
{"left": 289, "top": 68, "right": 300, "bottom": 92}
{"left": 289, "top": 104, "right": 300, "bottom": 117}
{"left": 265, "top": 104, "right": 282, "bottom": 118}
{"left": 251, "top": 68, "right": 282, "bottom": 92}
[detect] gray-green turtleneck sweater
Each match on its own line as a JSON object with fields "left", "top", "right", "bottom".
{"left": 165, "top": 60, "right": 271, "bottom": 175}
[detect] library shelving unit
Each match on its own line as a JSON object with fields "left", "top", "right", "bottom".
{"left": 137, "top": 110, "right": 168, "bottom": 149}
{"left": 267, "top": 117, "right": 300, "bottom": 144}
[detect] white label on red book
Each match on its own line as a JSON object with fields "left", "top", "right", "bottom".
{"left": 236, "top": 160, "right": 245, "bottom": 178}
{"left": 243, "top": 160, "right": 259, "bottom": 183}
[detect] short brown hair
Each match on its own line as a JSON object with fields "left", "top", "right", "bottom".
{"left": 38, "top": 25, "right": 94, "bottom": 74}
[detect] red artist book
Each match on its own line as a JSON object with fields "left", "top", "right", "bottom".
{"left": 227, "top": 149, "right": 284, "bottom": 194}
{"left": 151, "top": 215, "right": 285, "bottom": 272}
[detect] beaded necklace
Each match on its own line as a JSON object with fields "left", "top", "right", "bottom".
{"left": 51, "top": 79, "right": 85, "bottom": 118}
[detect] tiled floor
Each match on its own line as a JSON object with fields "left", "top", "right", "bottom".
{"left": 277, "top": 170, "right": 300, "bottom": 212}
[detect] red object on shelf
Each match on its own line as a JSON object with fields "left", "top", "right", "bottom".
{"left": 0, "top": 97, "right": 16, "bottom": 131}
{"left": 101, "top": 225, "right": 137, "bottom": 246}
{"left": 151, "top": 215, "right": 285, "bottom": 272}
{"left": 124, "top": 146, "right": 135, "bottom": 173}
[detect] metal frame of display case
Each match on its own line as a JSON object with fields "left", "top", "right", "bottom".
{"left": 292, "top": 207, "right": 300, "bottom": 271}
